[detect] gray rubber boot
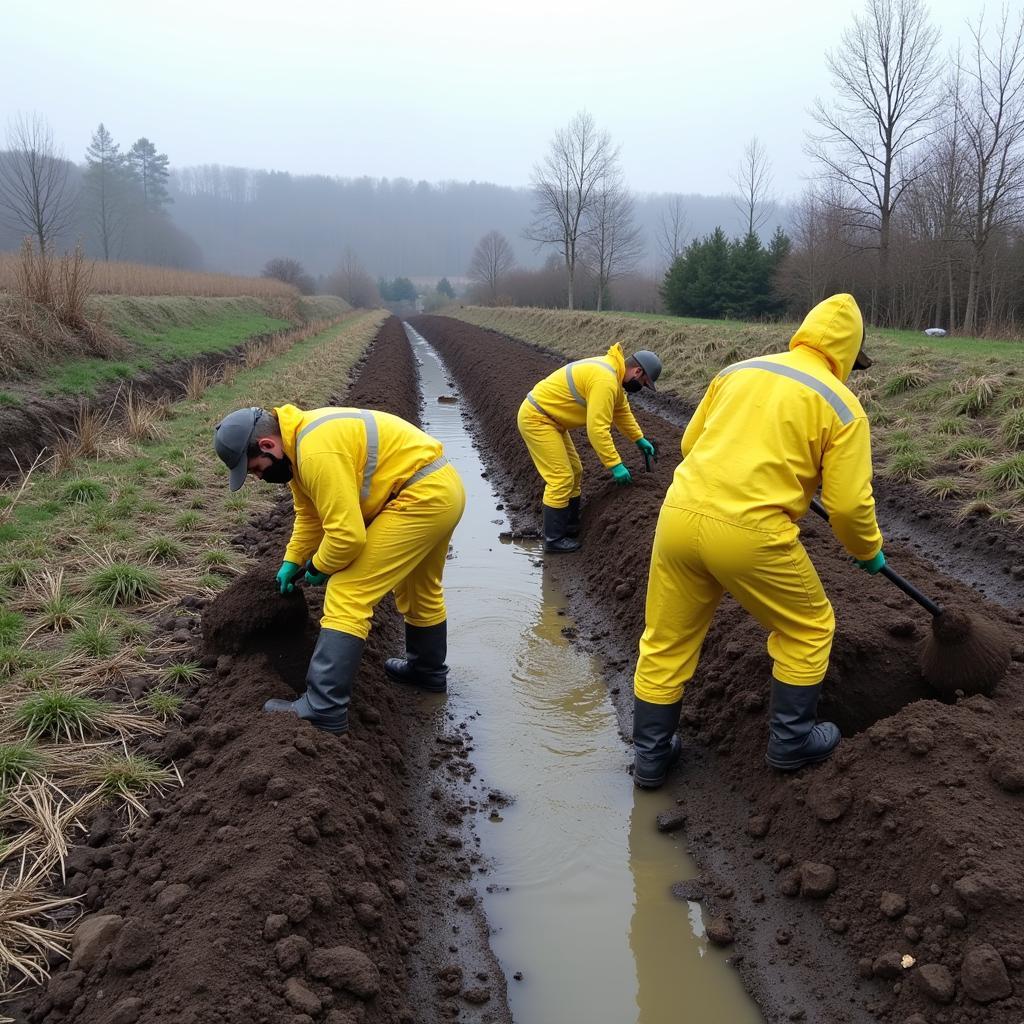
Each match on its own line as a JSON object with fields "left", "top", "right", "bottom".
{"left": 764, "top": 679, "right": 840, "bottom": 770}
{"left": 384, "top": 621, "right": 449, "bottom": 693}
{"left": 565, "top": 496, "right": 582, "bottom": 537}
{"left": 264, "top": 628, "right": 364, "bottom": 735}
{"left": 543, "top": 504, "right": 581, "bottom": 553}
{"left": 632, "top": 697, "right": 683, "bottom": 789}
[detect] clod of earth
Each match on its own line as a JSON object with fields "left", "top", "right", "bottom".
{"left": 960, "top": 944, "right": 1013, "bottom": 1003}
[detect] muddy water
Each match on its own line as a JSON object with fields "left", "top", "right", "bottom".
{"left": 403, "top": 324, "right": 760, "bottom": 1024}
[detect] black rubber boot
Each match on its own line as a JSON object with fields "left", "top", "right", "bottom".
{"left": 764, "top": 679, "right": 840, "bottom": 770}
{"left": 565, "top": 496, "right": 582, "bottom": 538}
{"left": 632, "top": 697, "right": 683, "bottom": 789}
{"left": 384, "top": 621, "right": 449, "bottom": 693}
{"left": 264, "top": 628, "right": 364, "bottom": 735}
{"left": 543, "top": 504, "right": 581, "bottom": 553}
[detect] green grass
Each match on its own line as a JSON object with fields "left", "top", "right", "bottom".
{"left": 0, "top": 610, "right": 25, "bottom": 646}
{"left": 0, "top": 645, "right": 35, "bottom": 680}
{"left": 174, "top": 511, "right": 201, "bottom": 532}
{"left": 39, "top": 591, "right": 86, "bottom": 633}
{"left": 168, "top": 471, "right": 201, "bottom": 493}
{"left": 884, "top": 368, "right": 932, "bottom": 396}
{"left": 161, "top": 661, "right": 203, "bottom": 686}
{"left": 0, "top": 391, "right": 22, "bottom": 407}
{"left": 947, "top": 437, "right": 994, "bottom": 460}
{"left": 96, "top": 753, "right": 171, "bottom": 799}
{"left": 885, "top": 450, "right": 933, "bottom": 481}
{"left": 141, "top": 536, "right": 184, "bottom": 564}
{"left": 951, "top": 375, "right": 1003, "bottom": 417}
{"left": 1000, "top": 410, "right": 1024, "bottom": 449}
{"left": 921, "top": 476, "right": 962, "bottom": 500}
{"left": 86, "top": 562, "right": 161, "bottom": 606}
{"left": 44, "top": 298, "right": 292, "bottom": 396}
{"left": 984, "top": 455, "right": 1024, "bottom": 491}
{"left": 69, "top": 617, "right": 120, "bottom": 659}
{"left": 143, "top": 687, "right": 184, "bottom": 721}
{"left": 0, "top": 559, "right": 35, "bottom": 587}
{"left": 0, "top": 741, "right": 44, "bottom": 786}
{"left": 60, "top": 479, "right": 108, "bottom": 505}
{"left": 15, "top": 689, "right": 107, "bottom": 740}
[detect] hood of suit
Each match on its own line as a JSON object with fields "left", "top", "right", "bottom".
{"left": 605, "top": 342, "right": 627, "bottom": 379}
{"left": 788, "top": 293, "right": 864, "bottom": 383}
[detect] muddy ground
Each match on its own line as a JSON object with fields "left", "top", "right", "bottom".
{"left": 410, "top": 314, "right": 1024, "bottom": 1024}
{"left": 14, "top": 318, "right": 512, "bottom": 1024}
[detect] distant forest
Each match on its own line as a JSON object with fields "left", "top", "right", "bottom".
{"left": 167, "top": 167, "right": 785, "bottom": 280}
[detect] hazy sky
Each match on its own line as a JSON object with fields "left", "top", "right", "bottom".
{"left": 4, "top": 0, "right": 991, "bottom": 198}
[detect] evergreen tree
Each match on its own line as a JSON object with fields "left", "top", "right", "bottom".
{"left": 84, "top": 123, "right": 129, "bottom": 260}
{"left": 126, "top": 137, "right": 171, "bottom": 211}
{"left": 436, "top": 277, "right": 455, "bottom": 299}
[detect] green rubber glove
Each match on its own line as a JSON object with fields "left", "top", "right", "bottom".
{"left": 854, "top": 551, "right": 886, "bottom": 575}
{"left": 303, "top": 559, "right": 330, "bottom": 586}
{"left": 636, "top": 437, "right": 657, "bottom": 461}
{"left": 611, "top": 463, "right": 633, "bottom": 486}
{"left": 275, "top": 560, "right": 303, "bottom": 594}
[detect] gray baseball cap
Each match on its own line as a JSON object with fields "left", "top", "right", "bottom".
{"left": 631, "top": 350, "right": 662, "bottom": 390}
{"left": 214, "top": 407, "right": 263, "bottom": 491}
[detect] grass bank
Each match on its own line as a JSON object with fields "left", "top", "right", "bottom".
{"left": 454, "top": 306, "right": 1024, "bottom": 528}
{"left": 0, "top": 309, "right": 387, "bottom": 993}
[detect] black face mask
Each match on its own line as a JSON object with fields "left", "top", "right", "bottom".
{"left": 624, "top": 378, "right": 643, "bottom": 394}
{"left": 260, "top": 453, "right": 293, "bottom": 484}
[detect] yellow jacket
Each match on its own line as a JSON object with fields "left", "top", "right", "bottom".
{"left": 668, "top": 293, "right": 883, "bottom": 560}
{"left": 276, "top": 404, "right": 444, "bottom": 573}
{"left": 525, "top": 343, "right": 644, "bottom": 467}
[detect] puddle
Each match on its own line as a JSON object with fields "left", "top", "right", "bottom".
{"left": 403, "top": 323, "right": 761, "bottom": 1024}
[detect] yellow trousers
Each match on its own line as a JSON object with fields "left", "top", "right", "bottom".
{"left": 633, "top": 505, "right": 834, "bottom": 704}
{"left": 517, "top": 399, "right": 583, "bottom": 509}
{"left": 321, "top": 463, "right": 466, "bottom": 638}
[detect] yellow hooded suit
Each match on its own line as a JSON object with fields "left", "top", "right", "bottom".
{"left": 633, "top": 294, "right": 883, "bottom": 702}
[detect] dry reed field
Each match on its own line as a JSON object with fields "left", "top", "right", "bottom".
{"left": 0, "top": 253, "right": 298, "bottom": 300}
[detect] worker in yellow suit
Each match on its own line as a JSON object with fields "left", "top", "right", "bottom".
{"left": 213, "top": 404, "right": 466, "bottom": 734}
{"left": 632, "top": 294, "right": 885, "bottom": 787}
{"left": 518, "top": 344, "right": 662, "bottom": 552}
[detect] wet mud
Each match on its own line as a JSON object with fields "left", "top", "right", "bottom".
{"left": 15, "top": 317, "right": 512, "bottom": 1024}
{"left": 410, "top": 314, "right": 1024, "bottom": 1024}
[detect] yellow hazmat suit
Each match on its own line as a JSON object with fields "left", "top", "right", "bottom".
{"left": 517, "top": 343, "right": 645, "bottom": 507}
{"left": 275, "top": 404, "right": 466, "bottom": 638}
{"left": 633, "top": 293, "right": 883, "bottom": 704}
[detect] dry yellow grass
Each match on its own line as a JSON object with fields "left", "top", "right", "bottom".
{"left": 0, "top": 253, "right": 298, "bottom": 300}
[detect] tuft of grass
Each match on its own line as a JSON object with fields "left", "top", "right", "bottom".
{"left": 15, "top": 689, "right": 107, "bottom": 741}
{"left": 920, "top": 476, "right": 962, "bottom": 500}
{"left": 168, "top": 471, "right": 201, "bottom": 493}
{"left": 183, "top": 364, "right": 213, "bottom": 401}
{"left": 0, "top": 609, "right": 25, "bottom": 647}
{"left": 983, "top": 454, "right": 1024, "bottom": 491}
{"left": 143, "top": 687, "right": 184, "bottom": 722}
{"left": 1000, "top": 409, "right": 1024, "bottom": 450}
{"left": 38, "top": 589, "right": 87, "bottom": 634}
{"left": 885, "top": 431, "right": 918, "bottom": 456}
{"left": 946, "top": 436, "right": 993, "bottom": 461}
{"left": 884, "top": 368, "right": 932, "bottom": 396}
{"left": 161, "top": 661, "right": 203, "bottom": 686}
{"left": 141, "top": 536, "right": 184, "bottom": 564}
{"left": 121, "top": 389, "right": 169, "bottom": 442}
{"left": 174, "top": 511, "right": 201, "bottom": 532}
{"left": 953, "top": 498, "right": 996, "bottom": 522}
{"left": 0, "top": 560, "right": 35, "bottom": 588}
{"left": 936, "top": 416, "right": 969, "bottom": 436}
{"left": 200, "top": 548, "right": 235, "bottom": 570}
{"left": 91, "top": 754, "right": 175, "bottom": 820}
{"left": 885, "top": 450, "right": 932, "bottom": 481}
{"left": 198, "top": 572, "right": 228, "bottom": 591}
{"left": 224, "top": 494, "right": 248, "bottom": 512}
{"left": 951, "top": 374, "right": 1002, "bottom": 416}
{"left": 86, "top": 561, "right": 161, "bottom": 606}
{"left": 60, "top": 479, "right": 107, "bottom": 505}
{"left": 0, "top": 741, "right": 45, "bottom": 787}
{"left": 68, "top": 617, "right": 120, "bottom": 659}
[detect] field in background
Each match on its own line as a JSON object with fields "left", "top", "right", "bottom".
{"left": 0, "top": 253, "right": 298, "bottom": 300}
{"left": 454, "top": 305, "right": 1024, "bottom": 527}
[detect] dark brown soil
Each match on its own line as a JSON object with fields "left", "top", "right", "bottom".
{"left": 411, "top": 314, "right": 1024, "bottom": 1024}
{"left": 14, "top": 317, "right": 511, "bottom": 1024}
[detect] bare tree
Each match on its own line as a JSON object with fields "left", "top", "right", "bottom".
{"left": 808, "top": 0, "right": 941, "bottom": 322}
{"left": 326, "top": 249, "right": 380, "bottom": 308}
{"left": 526, "top": 111, "right": 617, "bottom": 309}
{"left": 582, "top": 174, "right": 644, "bottom": 310}
{"left": 656, "top": 195, "right": 689, "bottom": 268}
{"left": 0, "top": 113, "right": 77, "bottom": 255}
{"left": 262, "top": 257, "right": 315, "bottom": 294}
{"left": 467, "top": 229, "right": 516, "bottom": 303}
{"left": 732, "top": 137, "right": 775, "bottom": 238}
{"left": 957, "top": 8, "right": 1024, "bottom": 335}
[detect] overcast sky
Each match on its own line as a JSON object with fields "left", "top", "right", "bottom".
{"left": 4, "top": 0, "right": 990, "bottom": 199}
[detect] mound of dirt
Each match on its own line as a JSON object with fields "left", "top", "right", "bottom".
{"left": 412, "top": 314, "right": 1024, "bottom": 1023}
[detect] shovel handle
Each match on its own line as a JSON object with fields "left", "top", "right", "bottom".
{"left": 807, "top": 498, "right": 943, "bottom": 618}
